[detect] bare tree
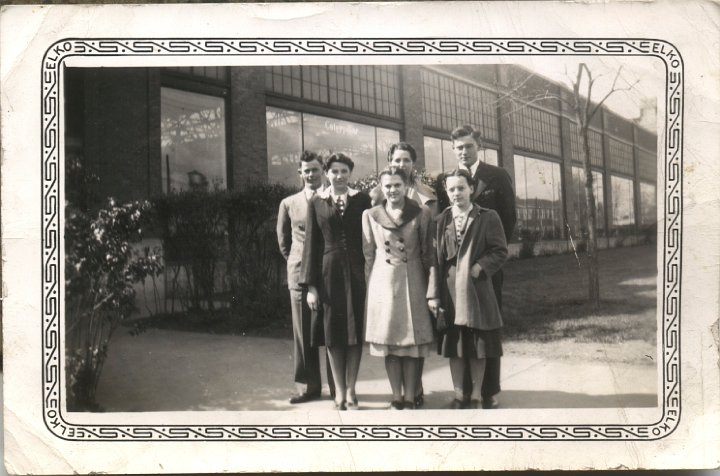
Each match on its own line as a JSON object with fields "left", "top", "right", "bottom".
{"left": 500, "top": 64, "right": 639, "bottom": 306}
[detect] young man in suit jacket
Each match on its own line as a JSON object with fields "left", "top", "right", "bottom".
{"left": 276, "top": 151, "right": 333, "bottom": 404}
{"left": 436, "top": 125, "right": 517, "bottom": 409}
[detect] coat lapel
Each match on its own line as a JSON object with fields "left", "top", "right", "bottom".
{"left": 368, "top": 199, "right": 422, "bottom": 230}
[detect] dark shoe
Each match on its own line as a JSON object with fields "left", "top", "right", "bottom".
{"left": 334, "top": 400, "right": 347, "bottom": 411}
{"left": 467, "top": 399, "right": 481, "bottom": 410}
{"left": 390, "top": 400, "right": 404, "bottom": 410}
{"left": 414, "top": 390, "right": 424, "bottom": 408}
{"left": 403, "top": 401, "right": 416, "bottom": 410}
{"left": 289, "top": 391, "right": 321, "bottom": 404}
{"left": 346, "top": 397, "right": 359, "bottom": 410}
{"left": 481, "top": 396, "right": 499, "bottom": 409}
{"left": 449, "top": 398, "right": 465, "bottom": 410}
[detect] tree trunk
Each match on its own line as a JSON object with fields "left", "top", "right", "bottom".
{"left": 579, "top": 123, "right": 601, "bottom": 307}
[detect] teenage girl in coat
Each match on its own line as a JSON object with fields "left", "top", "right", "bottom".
{"left": 428, "top": 169, "right": 508, "bottom": 409}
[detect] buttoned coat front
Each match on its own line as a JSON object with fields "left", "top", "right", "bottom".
{"left": 300, "top": 189, "right": 371, "bottom": 347}
{"left": 362, "top": 200, "right": 436, "bottom": 347}
{"left": 430, "top": 205, "right": 508, "bottom": 330}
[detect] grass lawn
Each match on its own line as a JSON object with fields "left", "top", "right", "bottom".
{"left": 127, "top": 244, "right": 658, "bottom": 348}
{"left": 502, "top": 244, "right": 657, "bottom": 345}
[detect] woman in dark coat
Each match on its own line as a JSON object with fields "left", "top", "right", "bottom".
{"left": 428, "top": 169, "right": 508, "bottom": 409}
{"left": 300, "top": 153, "right": 371, "bottom": 410}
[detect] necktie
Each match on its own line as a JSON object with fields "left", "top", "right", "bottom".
{"left": 336, "top": 197, "right": 345, "bottom": 215}
{"left": 454, "top": 213, "right": 467, "bottom": 243}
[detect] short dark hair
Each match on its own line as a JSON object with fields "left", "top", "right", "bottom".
{"left": 325, "top": 152, "right": 355, "bottom": 172}
{"left": 387, "top": 142, "right": 417, "bottom": 163}
{"left": 443, "top": 168, "right": 476, "bottom": 188}
{"left": 379, "top": 166, "right": 410, "bottom": 186}
{"left": 299, "top": 150, "right": 323, "bottom": 167}
{"left": 450, "top": 125, "right": 483, "bottom": 146}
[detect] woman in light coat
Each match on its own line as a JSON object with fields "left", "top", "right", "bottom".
{"left": 362, "top": 167, "right": 436, "bottom": 409}
{"left": 428, "top": 169, "right": 508, "bottom": 409}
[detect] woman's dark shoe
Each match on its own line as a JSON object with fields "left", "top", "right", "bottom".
{"left": 450, "top": 398, "right": 465, "bottom": 410}
{"left": 467, "top": 399, "right": 481, "bottom": 410}
{"left": 414, "top": 390, "right": 424, "bottom": 408}
{"left": 390, "top": 400, "right": 404, "bottom": 410}
{"left": 334, "top": 400, "right": 347, "bottom": 411}
{"left": 403, "top": 401, "right": 416, "bottom": 410}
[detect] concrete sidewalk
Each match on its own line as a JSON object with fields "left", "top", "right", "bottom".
{"left": 96, "top": 327, "right": 657, "bottom": 412}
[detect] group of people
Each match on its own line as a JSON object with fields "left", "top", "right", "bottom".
{"left": 276, "top": 125, "right": 517, "bottom": 411}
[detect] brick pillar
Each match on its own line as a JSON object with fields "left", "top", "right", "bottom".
{"left": 601, "top": 109, "right": 613, "bottom": 241}
{"left": 229, "top": 67, "right": 267, "bottom": 189}
{"left": 83, "top": 68, "right": 152, "bottom": 203}
{"left": 400, "top": 66, "right": 426, "bottom": 169}
{"left": 632, "top": 126, "right": 642, "bottom": 238}
{"left": 495, "top": 65, "right": 515, "bottom": 180}
{"left": 559, "top": 109, "right": 575, "bottom": 242}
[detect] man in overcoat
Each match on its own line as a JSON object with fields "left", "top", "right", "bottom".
{"left": 276, "top": 151, "right": 333, "bottom": 403}
{"left": 436, "top": 125, "right": 517, "bottom": 409}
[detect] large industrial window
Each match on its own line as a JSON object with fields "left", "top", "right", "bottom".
{"left": 511, "top": 105, "right": 561, "bottom": 157}
{"left": 610, "top": 175, "right": 636, "bottom": 227}
{"left": 514, "top": 154, "right": 563, "bottom": 240}
{"left": 639, "top": 182, "right": 657, "bottom": 226}
{"left": 420, "top": 69, "right": 499, "bottom": 142}
{"left": 637, "top": 148, "right": 657, "bottom": 182}
{"left": 160, "top": 87, "right": 227, "bottom": 193}
{"left": 570, "top": 167, "right": 605, "bottom": 238}
{"left": 266, "top": 106, "right": 399, "bottom": 187}
{"left": 566, "top": 119, "right": 604, "bottom": 168}
{"left": 266, "top": 65, "right": 401, "bottom": 120}
{"left": 608, "top": 137, "right": 635, "bottom": 176}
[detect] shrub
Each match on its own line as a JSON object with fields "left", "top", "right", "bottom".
{"left": 153, "top": 189, "right": 229, "bottom": 312}
{"left": 65, "top": 199, "right": 162, "bottom": 410}
{"left": 518, "top": 229, "right": 540, "bottom": 259}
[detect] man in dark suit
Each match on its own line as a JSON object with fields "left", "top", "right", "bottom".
{"left": 436, "top": 125, "right": 517, "bottom": 409}
{"left": 276, "top": 151, "right": 333, "bottom": 404}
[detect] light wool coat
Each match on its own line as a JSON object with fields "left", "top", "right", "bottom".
{"left": 362, "top": 200, "right": 436, "bottom": 347}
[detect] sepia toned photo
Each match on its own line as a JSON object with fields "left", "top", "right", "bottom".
{"left": 2, "top": 2, "right": 718, "bottom": 473}
{"left": 63, "top": 61, "right": 661, "bottom": 416}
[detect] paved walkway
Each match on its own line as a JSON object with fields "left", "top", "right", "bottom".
{"left": 96, "top": 327, "right": 657, "bottom": 412}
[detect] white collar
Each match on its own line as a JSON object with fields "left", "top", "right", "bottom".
{"left": 304, "top": 187, "right": 321, "bottom": 200}
{"left": 318, "top": 187, "right": 359, "bottom": 199}
{"left": 460, "top": 159, "right": 480, "bottom": 177}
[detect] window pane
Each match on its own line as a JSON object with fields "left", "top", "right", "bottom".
{"left": 423, "top": 137, "right": 443, "bottom": 176}
{"left": 611, "top": 175, "right": 635, "bottom": 227}
{"left": 482, "top": 148, "right": 498, "bottom": 166}
{"left": 303, "top": 113, "right": 378, "bottom": 181}
{"left": 266, "top": 107, "right": 303, "bottom": 188}
{"left": 375, "top": 127, "right": 401, "bottom": 170}
{"left": 640, "top": 182, "right": 656, "bottom": 226}
{"left": 441, "top": 139, "right": 455, "bottom": 169}
{"left": 161, "top": 87, "right": 226, "bottom": 193}
{"left": 513, "top": 155, "right": 563, "bottom": 240}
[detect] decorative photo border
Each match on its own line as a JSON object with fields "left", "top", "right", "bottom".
{"left": 41, "top": 38, "right": 682, "bottom": 441}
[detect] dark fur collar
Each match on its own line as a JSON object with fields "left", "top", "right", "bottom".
{"left": 368, "top": 198, "right": 422, "bottom": 229}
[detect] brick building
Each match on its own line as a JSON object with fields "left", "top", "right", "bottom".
{"left": 64, "top": 64, "right": 657, "bottom": 254}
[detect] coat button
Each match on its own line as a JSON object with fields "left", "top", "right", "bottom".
{"left": 402, "top": 258, "right": 407, "bottom": 263}
{"left": 385, "top": 259, "right": 391, "bottom": 264}
{"left": 385, "top": 248, "right": 391, "bottom": 253}
{"left": 398, "top": 237, "right": 404, "bottom": 243}
{"left": 384, "top": 240, "right": 390, "bottom": 245}
{"left": 398, "top": 245, "right": 405, "bottom": 252}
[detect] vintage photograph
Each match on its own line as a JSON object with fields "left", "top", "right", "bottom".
{"left": 62, "top": 60, "right": 660, "bottom": 414}
{"left": 5, "top": 0, "right": 719, "bottom": 472}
